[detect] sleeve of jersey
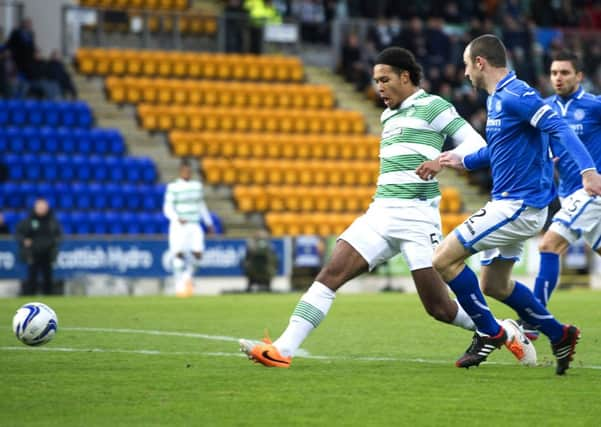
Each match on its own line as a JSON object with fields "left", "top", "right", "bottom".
{"left": 430, "top": 103, "right": 487, "bottom": 157}
{"left": 198, "top": 200, "right": 214, "bottom": 227}
{"left": 463, "top": 146, "right": 490, "bottom": 170}
{"left": 530, "top": 103, "right": 596, "bottom": 173}
{"left": 163, "top": 186, "right": 178, "bottom": 221}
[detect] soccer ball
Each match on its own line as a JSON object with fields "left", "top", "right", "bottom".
{"left": 12, "top": 302, "right": 58, "bottom": 346}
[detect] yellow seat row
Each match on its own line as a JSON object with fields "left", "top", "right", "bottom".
{"left": 170, "top": 132, "right": 379, "bottom": 160}
{"left": 265, "top": 212, "right": 470, "bottom": 237}
{"left": 201, "top": 158, "right": 379, "bottom": 186}
{"left": 233, "top": 185, "right": 463, "bottom": 214}
{"left": 265, "top": 212, "right": 357, "bottom": 237}
{"left": 79, "top": 0, "right": 188, "bottom": 10}
{"left": 76, "top": 48, "right": 304, "bottom": 81}
{"left": 139, "top": 105, "right": 366, "bottom": 134}
{"left": 106, "top": 77, "right": 334, "bottom": 108}
{"left": 234, "top": 185, "right": 373, "bottom": 213}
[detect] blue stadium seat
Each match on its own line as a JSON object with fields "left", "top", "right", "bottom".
{"left": 57, "top": 127, "right": 76, "bottom": 153}
{"left": 25, "top": 101, "right": 44, "bottom": 126}
{"left": 74, "top": 128, "right": 93, "bottom": 154}
{"left": 106, "top": 157, "right": 125, "bottom": 182}
{"left": 2, "top": 211, "right": 21, "bottom": 233}
{"left": 42, "top": 102, "right": 60, "bottom": 127}
{"left": 106, "top": 129, "right": 125, "bottom": 155}
{"left": 39, "top": 154, "right": 59, "bottom": 182}
{"left": 23, "top": 154, "right": 42, "bottom": 181}
{"left": 120, "top": 212, "right": 141, "bottom": 234}
{"left": 56, "top": 155, "right": 75, "bottom": 182}
{"left": 123, "top": 157, "right": 141, "bottom": 183}
{"left": 59, "top": 103, "right": 77, "bottom": 127}
{"left": 55, "top": 182, "right": 74, "bottom": 210}
{"left": 23, "top": 127, "right": 43, "bottom": 152}
{"left": 104, "top": 211, "right": 125, "bottom": 234}
{"left": 71, "top": 212, "right": 91, "bottom": 234}
{"left": 0, "top": 129, "right": 7, "bottom": 153}
{"left": 5, "top": 154, "right": 23, "bottom": 181}
{"left": 74, "top": 156, "right": 92, "bottom": 182}
{"left": 8, "top": 100, "right": 27, "bottom": 126}
{"left": 122, "top": 184, "right": 142, "bottom": 210}
{"left": 34, "top": 182, "right": 56, "bottom": 208}
{"left": 0, "top": 100, "right": 8, "bottom": 126}
{"left": 74, "top": 102, "right": 93, "bottom": 128}
{"left": 2, "top": 183, "right": 20, "bottom": 209}
{"left": 7, "top": 127, "right": 25, "bottom": 153}
{"left": 20, "top": 182, "right": 36, "bottom": 209}
{"left": 90, "top": 128, "right": 109, "bottom": 154}
{"left": 105, "top": 183, "right": 125, "bottom": 210}
{"left": 72, "top": 183, "right": 92, "bottom": 210}
{"left": 88, "top": 212, "right": 108, "bottom": 234}
{"left": 40, "top": 127, "right": 60, "bottom": 153}
{"left": 90, "top": 156, "right": 109, "bottom": 182}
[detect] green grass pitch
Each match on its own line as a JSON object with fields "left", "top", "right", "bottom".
{"left": 1, "top": 290, "right": 601, "bottom": 426}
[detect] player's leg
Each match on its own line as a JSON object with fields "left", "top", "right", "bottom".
{"left": 239, "top": 239, "right": 369, "bottom": 367}
{"left": 240, "top": 211, "right": 386, "bottom": 367}
{"left": 400, "top": 228, "right": 475, "bottom": 331}
{"left": 433, "top": 233, "right": 501, "bottom": 337}
{"left": 168, "top": 221, "right": 188, "bottom": 296}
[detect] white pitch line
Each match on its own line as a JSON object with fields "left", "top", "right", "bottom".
{"left": 3, "top": 326, "right": 601, "bottom": 370}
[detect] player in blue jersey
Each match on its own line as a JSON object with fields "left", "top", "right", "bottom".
{"left": 517, "top": 51, "right": 601, "bottom": 339}
{"left": 432, "top": 35, "right": 601, "bottom": 374}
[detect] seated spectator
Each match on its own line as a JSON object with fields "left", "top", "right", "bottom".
{"left": 47, "top": 50, "right": 77, "bottom": 99}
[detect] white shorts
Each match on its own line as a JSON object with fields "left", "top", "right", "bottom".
{"left": 550, "top": 189, "right": 601, "bottom": 250}
{"left": 338, "top": 199, "right": 442, "bottom": 271}
{"left": 169, "top": 221, "right": 205, "bottom": 254}
{"left": 454, "top": 199, "right": 547, "bottom": 265}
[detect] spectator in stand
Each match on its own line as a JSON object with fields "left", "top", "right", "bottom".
{"left": 242, "top": 229, "right": 278, "bottom": 292}
{"left": 47, "top": 50, "right": 77, "bottom": 99}
{"left": 5, "top": 18, "right": 36, "bottom": 95}
{"left": 293, "top": 0, "right": 329, "bottom": 44}
{"left": 245, "top": 0, "right": 282, "bottom": 54}
{"left": 398, "top": 17, "right": 428, "bottom": 65}
{"left": 224, "top": 0, "right": 249, "bottom": 53}
{"left": 425, "top": 16, "right": 451, "bottom": 67}
{"left": 15, "top": 198, "right": 62, "bottom": 296}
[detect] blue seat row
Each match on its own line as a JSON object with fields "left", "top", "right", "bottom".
{"left": 5, "top": 154, "right": 157, "bottom": 184}
{"left": 0, "top": 126, "right": 125, "bottom": 155}
{"left": 0, "top": 182, "right": 165, "bottom": 211}
{"left": 0, "top": 100, "right": 93, "bottom": 128}
{"left": 2, "top": 210, "right": 222, "bottom": 235}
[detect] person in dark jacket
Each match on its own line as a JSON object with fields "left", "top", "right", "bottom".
{"left": 15, "top": 198, "right": 62, "bottom": 295}
{"left": 242, "top": 229, "right": 278, "bottom": 292}
{"left": 6, "top": 18, "right": 36, "bottom": 80}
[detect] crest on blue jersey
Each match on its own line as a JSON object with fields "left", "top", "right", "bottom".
{"left": 495, "top": 100, "right": 502, "bottom": 112}
{"left": 574, "top": 108, "right": 585, "bottom": 121}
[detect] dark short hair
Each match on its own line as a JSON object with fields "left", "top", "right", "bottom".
{"left": 375, "top": 47, "right": 422, "bottom": 85}
{"left": 468, "top": 34, "right": 507, "bottom": 68}
{"left": 551, "top": 51, "right": 583, "bottom": 73}
{"left": 180, "top": 158, "right": 191, "bottom": 168}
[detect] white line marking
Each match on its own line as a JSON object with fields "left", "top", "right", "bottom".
{"left": 3, "top": 327, "right": 601, "bottom": 370}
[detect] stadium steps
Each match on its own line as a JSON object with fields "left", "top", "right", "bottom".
{"left": 303, "top": 65, "right": 488, "bottom": 213}
{"left": 72, "top": 69, "right": 259, "bottom": 237}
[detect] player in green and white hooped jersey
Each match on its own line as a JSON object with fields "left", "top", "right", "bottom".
{"left": 163, "top": 159, "right": 214, "bottom": 297}
{"left": 240, "top": 47, "right": 495, "bottom": 367}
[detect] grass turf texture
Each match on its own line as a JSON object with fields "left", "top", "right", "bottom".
{"left": 1, "top": 291, "right": 601, "bottom": 426}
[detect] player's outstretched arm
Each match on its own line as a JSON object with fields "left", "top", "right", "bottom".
{"left": 438, "top": 151, "right": 465, "bottom": 170}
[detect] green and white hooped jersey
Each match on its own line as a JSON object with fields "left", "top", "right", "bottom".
{"left": 163, "top": 178, "right": 213, "bottom": 225}
{"left": 376, "top": 89, "right": 467, "bottom": 204}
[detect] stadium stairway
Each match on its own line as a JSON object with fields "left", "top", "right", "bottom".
{"left": 303, "top": 65, "right": 488, "bottom": 213}
{"left": 72, "top": 68, "right": 259, "bottom": 236}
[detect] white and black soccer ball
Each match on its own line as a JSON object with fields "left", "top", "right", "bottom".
{"left": 12, "top": 302, "right": 58, "bottom": 346}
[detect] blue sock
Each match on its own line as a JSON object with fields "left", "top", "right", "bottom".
{"left": 503, "top": 281, "right": 564, "bottom": 342}
{"left": 533, "top": 252, "right": 560, "bottom": 307}
{"left": 447, "top": 266, "right": 500, "bottom": 336}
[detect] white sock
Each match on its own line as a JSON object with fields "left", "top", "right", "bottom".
{"left": 274, "top": 281, "right": 335, "bottom": 357}
{"left": 452, "top": 299, "right": 476, "bottom": 331}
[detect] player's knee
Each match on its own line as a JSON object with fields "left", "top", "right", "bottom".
{"left": 538, "top": 239, "right": 561, "bottom": 254}
{"left": 480, "top": 282, "right": 506, "bottom": 300}
{"left": 431, "top": 253, "right": 451, "bottom": 278}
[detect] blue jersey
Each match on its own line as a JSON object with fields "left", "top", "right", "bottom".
{"left": 464, "top": 71, "right": 596, "bottom": 208}
{"left": 545, "top": 87, "right": 601, "bottom": 197}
